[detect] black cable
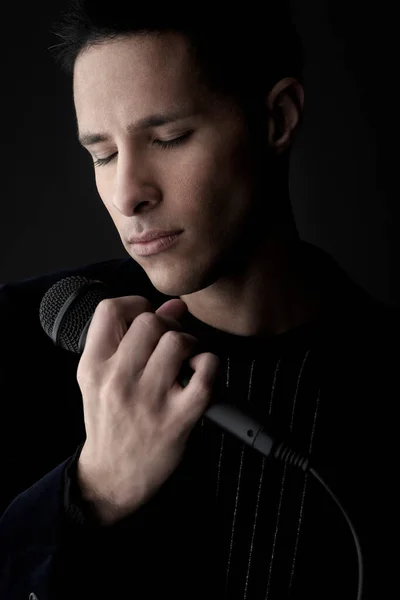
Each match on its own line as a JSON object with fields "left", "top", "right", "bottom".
{"left": 273, "top": 441, "right": 363, "bottom": 600}
{"left": 308, "top": 467, "right": 363, "bottom": 600}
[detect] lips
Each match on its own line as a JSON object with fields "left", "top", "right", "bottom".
{"left": 129, "top": 230, "right": 182, "bottom": 244}
{"left": 130, "top": 232, "right": 182, "bottom": 256}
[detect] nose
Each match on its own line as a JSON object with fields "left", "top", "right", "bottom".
{"left": 111, "top": 152, "right": 161, "bottom": 216}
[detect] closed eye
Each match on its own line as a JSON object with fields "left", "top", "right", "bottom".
{"left": 92, "top": 131, "right": 193, "bottom": 167}
{"left": 152, "top": 131, "right": 192, "bottom": 149}
{"left": 93, "top": 154, "right": 116, "bottom": 167}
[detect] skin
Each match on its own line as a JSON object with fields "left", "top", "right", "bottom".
{"left": 73, "top": 32, "right": 321, "bottom": 337}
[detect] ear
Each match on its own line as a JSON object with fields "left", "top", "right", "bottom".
{"left": 266, "top": 77, "right": 305, "bottom": 154}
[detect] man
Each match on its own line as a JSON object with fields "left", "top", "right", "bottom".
{"left": 0, "top": 2, "right": 397, "bottom": 599}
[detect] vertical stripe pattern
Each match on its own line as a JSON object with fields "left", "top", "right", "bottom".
{"left": 193, "top": 340, "right": 334, "bottom": 599}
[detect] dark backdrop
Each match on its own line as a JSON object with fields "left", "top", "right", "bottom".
{"left": 1, "top": 1, "right": 397, "bottom": 306}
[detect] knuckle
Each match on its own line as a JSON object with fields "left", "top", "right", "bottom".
{"left": 162, "top": 330, "right": 197, "bottom": 350}
{"left": 162, "top": 329, "right": 185, "bottom": 346}
{"left": 96, "top": 298, "right": 118, "bottom": 316}
{"left": 135, "top": 311, "right": 159, "bottom": 328}
{"left": 77, "top": 360, "right": 98, "bottom": 387}
{"left": 206, "top": 352, "right": 220, "bottom": 367}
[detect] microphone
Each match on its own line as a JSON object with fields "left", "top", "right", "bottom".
{"left": 38, "top": 275, "right": 306, "bottom": 467}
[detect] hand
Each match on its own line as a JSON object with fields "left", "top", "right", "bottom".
{"left": 75, "top": 296, "right": 220, "bottom": 525}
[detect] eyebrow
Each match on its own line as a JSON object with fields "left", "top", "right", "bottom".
{"left": 78, "top": 109, "right": 195, "bottom": 147}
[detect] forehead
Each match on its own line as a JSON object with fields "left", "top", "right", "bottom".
{"left": 73, "top": 33, "right": 206, "bottom": 125}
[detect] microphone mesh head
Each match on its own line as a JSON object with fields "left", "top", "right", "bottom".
{"left": 39, "top": 275, "right": 108, "bottom": 353}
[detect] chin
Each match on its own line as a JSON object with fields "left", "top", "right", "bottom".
{"left": 144, "top": 265, "right": 212, "bottom": 298}
{"left": 130, "top": 243, "right": 223, "bottom": 297}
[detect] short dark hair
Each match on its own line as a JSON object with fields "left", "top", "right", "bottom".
{"left": 50, "top": 1, "right": 304, "bottom": 114}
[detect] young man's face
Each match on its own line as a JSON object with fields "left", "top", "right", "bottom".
{"left": 73, "top": 32, "right": 285, "bottom": 297}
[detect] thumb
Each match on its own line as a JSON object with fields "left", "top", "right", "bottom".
{"left": 155, "top": 298, "right": 189, "bottom": 326}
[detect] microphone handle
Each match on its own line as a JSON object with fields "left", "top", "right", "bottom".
{"left": 179, "top": 362, "right": 276, "bottom": 459}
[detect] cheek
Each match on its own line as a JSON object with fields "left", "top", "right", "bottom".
{"left": 94, "top": 174, "right": 121, "bottom": 224}
{"left": 170, "top": 145, "right": 255, "bottom": 245}
{"left": 169, "top": 134, "right": 252, "bottom": 206}
{"left": 95, "top": 172, "right": 113, "bottom": 207}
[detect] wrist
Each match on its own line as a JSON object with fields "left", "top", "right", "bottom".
{"left": 75, "top": 460, "right": 128, "bottom": 526}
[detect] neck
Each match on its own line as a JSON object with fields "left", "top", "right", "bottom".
{"left": 180, "top": 227, "right": 322, "bottom": 337}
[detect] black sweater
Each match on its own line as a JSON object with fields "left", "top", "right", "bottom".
{"left": 1, "top": 241, "right": 398, "bottom": 600}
